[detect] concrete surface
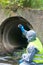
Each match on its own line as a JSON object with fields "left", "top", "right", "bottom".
{"left": 17, "top": 8, "right": 43, "bottom": 44}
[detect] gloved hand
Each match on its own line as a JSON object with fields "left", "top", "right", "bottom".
{"left": 18, "top": 24, "right": 36, "bottom": 42}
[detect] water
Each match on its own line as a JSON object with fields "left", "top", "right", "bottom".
{"left": 0, "top": 56, "right": 18, "bottom": 65}
{"left": 0, "top": 49, "right": 25, "bottom": 65}
{"left": 0, "top": 63, "right": 11, "bottom": 65}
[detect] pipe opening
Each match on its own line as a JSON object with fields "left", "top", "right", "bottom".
{"left": 1, "top": 16, "right": 33, "bottom": 52}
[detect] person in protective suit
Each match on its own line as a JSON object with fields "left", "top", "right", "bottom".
{"left": 18, "top": 24, "right": 43, "bottom": 65}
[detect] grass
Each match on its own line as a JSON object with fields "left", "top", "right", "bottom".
{"left": 0, "top": 0, "right": 43, "bottom": 10}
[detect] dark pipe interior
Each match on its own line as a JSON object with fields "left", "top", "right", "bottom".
{"left": 1, "top": 16, "right": 33, "bottom": 51}
{"left": 8, "top": 24, "right": 28, "bottom": 46}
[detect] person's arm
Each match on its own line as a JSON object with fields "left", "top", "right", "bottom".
{"left": 21, "top": 46, "right": 39, "bottom": 63}
{"left": 27, "top": 46, "right": 39, "bottom": 62}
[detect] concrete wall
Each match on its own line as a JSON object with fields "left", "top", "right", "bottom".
{"left": 17, "top": 8, "right": 43, "bottom": 44}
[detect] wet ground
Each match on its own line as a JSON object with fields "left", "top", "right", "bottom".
{"left": 0, "top": 49, "right": 23, "bottom": 65}
{"left": 0, "top": 56, "right": 18, "bottom": 65}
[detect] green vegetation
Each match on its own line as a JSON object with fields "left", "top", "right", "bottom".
{"left": 30, "top": 0, "right": 43, "bottom": 9}
{"left": 0, "top": 0, "right": 43, "bottom": 9}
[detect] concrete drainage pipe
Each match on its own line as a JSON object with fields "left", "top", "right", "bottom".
{"left": 0, "top": 16, "right": 33, "bottom": 53}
